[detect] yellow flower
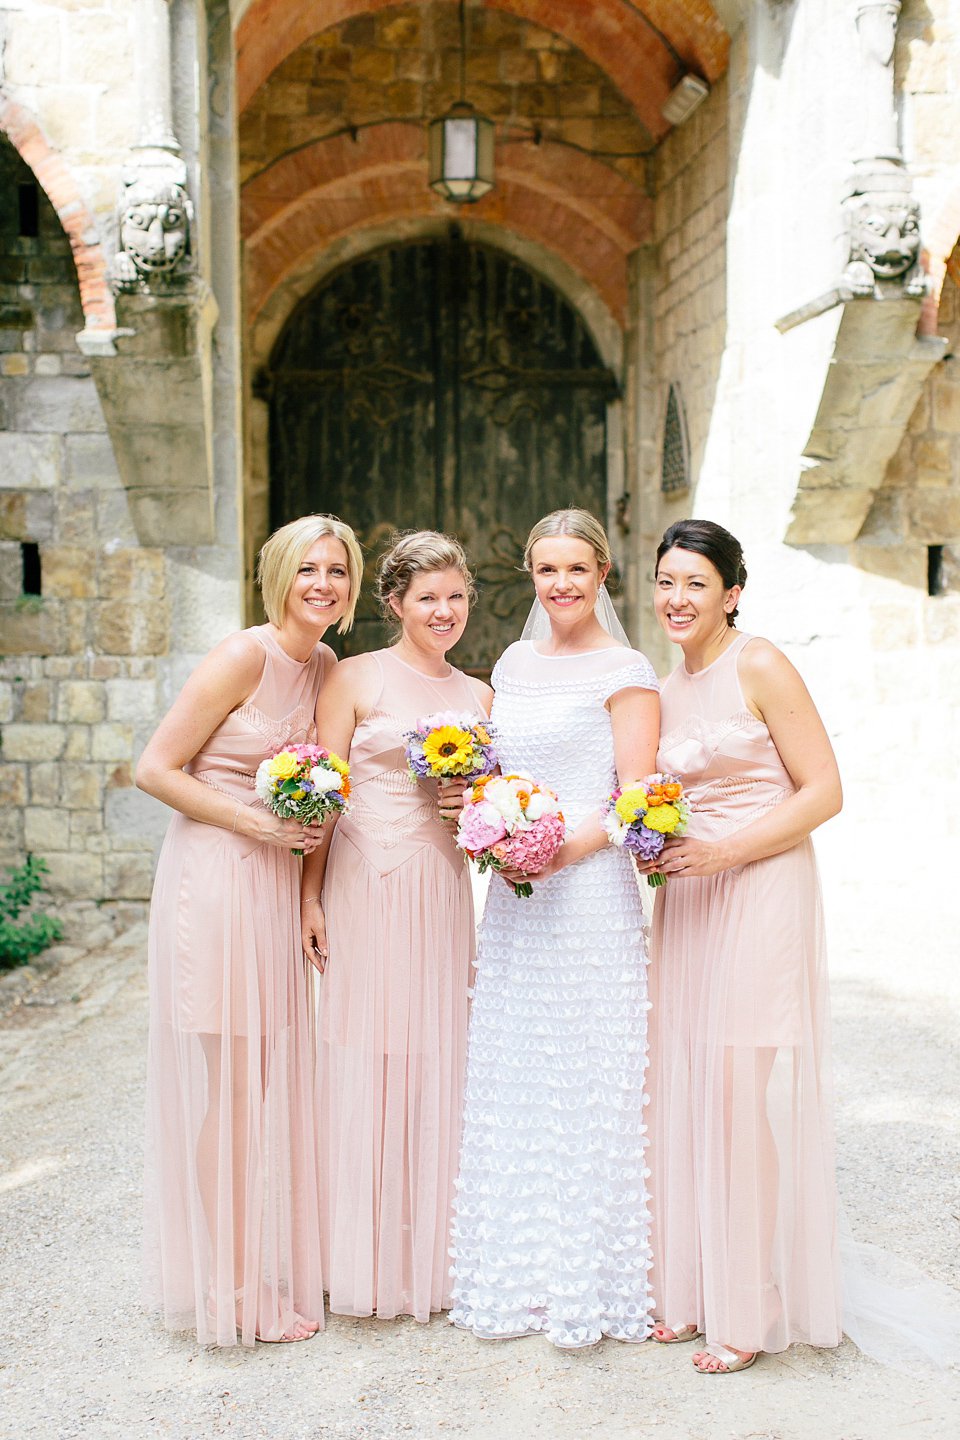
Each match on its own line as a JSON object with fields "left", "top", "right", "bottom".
{"left": 267, "top": 750, "right": 299, "bottom": 780}
{"left": 615, "top": 786, "right": 648, "bottom": 824}
{"left": 423, "top": 726, "right": 474, "bottom": 773}
{"left": 328, "top": 753, "right": 349, "bottom": 776}
{"left": 642, "top": 802, "right": 681, "bottom": 834}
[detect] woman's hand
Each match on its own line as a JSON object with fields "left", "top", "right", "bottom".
{"left": 497, "top": 841, "right": 572, "bottom": 889}
{"left": 655, "top": 834, "right": 730, "bottom": 879}
{"left": 301, "top": 896, "right": 328, "bottom": 973}
{"left": 438, "top": 777, "right": 467, "bottom": 824}
{"left": 243, "top": 809, "right": 324, "bottom": 853}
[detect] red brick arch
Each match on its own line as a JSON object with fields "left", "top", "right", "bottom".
{"left": 236, "top": 0, "right": 729, "bottom": 139}
{"left": 243, "top": 124, "right": 652, "bottom": 325}
{"left": 0, "top": 92, "right": 115, "bottom": 334}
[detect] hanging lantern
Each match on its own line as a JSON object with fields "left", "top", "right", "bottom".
{"left": 429, "top": 103, "right": 495, "bottom": 203}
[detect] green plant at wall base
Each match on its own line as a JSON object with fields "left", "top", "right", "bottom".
{"left": 15, "top": 595, "right": 43, "bottom": 615}
{"left": 0, "top": 855, "right": 63, "bottom": 971}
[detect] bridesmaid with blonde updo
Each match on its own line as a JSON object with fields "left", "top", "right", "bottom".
{"left": 303, "top": 531, "right": 492, "bottom": 1322}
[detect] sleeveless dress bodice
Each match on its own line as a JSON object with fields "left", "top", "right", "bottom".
{"left": 188, "top": 625, "right": 324, "bottom": 810}
{"left": 657, "top": 632, "right": 794, "bottom": 841}
{"left": 334, "top": 649, "right": 476, "bottom": 875}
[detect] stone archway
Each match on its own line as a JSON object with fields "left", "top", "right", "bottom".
{"left": 260, "top": 230, "right": 619, "bottom": 671}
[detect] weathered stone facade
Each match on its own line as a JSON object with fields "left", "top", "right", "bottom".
{"left": 0, "top": 134, "right": 165, "bottom": 899}
{"left": 0, "top": 0, "right": 957, "bottom": 947}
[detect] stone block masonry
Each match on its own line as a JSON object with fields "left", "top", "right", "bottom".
{"left": 0, "top": 133, "right": 169, "bottom": 900}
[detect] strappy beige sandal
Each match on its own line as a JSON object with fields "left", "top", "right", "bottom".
{"left": 693, "top": 1342, "right": 757, "bottom": 1373}
{"left": 650, "top": 1322, "right": 700, "bottom": 1343}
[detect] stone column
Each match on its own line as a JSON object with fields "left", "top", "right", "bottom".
{"left": 134, "top": 0, "right": 180, "bottom": 152}
{"left": 855, "top": 2, "right": 901, "bottom": 161}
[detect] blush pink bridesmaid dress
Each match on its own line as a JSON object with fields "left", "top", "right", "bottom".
{"left": 316, "top": 649, "right": 478, "bottom": 1322}
{"left": 648, "top": 632, "right": 842, "bottom": 1355}
{"left": 143, "top": 627, "right": 326, "bottom": 1346}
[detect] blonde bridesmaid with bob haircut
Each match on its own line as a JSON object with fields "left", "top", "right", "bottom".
{"left": 138, "top": 513, "right": 363, "bottom": 1346}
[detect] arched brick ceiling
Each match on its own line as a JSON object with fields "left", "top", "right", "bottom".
{"left": 243, "top": 124, "right": 653, "bottom": 325}
{"left": 236, "top": 0, "right": 729, "bottom": 139}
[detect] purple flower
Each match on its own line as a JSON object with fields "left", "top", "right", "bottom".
{"left": 622, "top": 824, "right": 664, "bottom": 860}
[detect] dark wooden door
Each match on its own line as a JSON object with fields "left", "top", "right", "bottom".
{"left": 267, "top": 230, "right": 616, "bottom": 671}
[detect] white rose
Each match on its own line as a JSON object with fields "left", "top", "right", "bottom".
{"left": 254, "top": 759, "right": 274, "bottom": 804}
{"left": 524, "top": 789, "right": 560, "bottom": 821}
{"left": 483, "top": 778, "right": 522, "bottom": 830}
{"left": 310, "top": 766, "right": 343, "bottom": 795}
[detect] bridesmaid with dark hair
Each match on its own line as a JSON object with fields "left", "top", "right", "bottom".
{"left": 642, "top": 519, "right": 844, "bottom": 1373}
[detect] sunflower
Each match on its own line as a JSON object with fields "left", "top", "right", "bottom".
{"left": 422, "top": 726, "right": 474, "bottom": 774}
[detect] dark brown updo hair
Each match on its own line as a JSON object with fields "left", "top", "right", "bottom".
{"left": 655, "top": 519, "right": 747, "bottom": 628}
{"left": 375, "top": 530, "right": 476, "bottom": 632}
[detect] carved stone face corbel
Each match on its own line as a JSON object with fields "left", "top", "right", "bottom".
{"left": 841, "top": 188, "right": 924, "bottom": 297}
{"left": 111, "top": 150, "right": 192, "bottom": 291}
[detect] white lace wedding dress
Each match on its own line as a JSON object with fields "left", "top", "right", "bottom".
{"left": 450, "top": 640, "right": 660, "bottom": 1348}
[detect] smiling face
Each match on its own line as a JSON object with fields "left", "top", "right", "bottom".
{"left": 529, "top": 535, "right": 609, "bottom": 630}
{"left": 285, "top": 536, "right": 352, "bottom": 635}
{"left": 390, "top": 567, "right": 470, "bottom": 657}
{"left": 654, "top": 546, "right": 740, "bottom": 647}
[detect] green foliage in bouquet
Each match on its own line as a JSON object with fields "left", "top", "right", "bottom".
{"left": 0, "top": 855, "right": 63, "bottom": 970}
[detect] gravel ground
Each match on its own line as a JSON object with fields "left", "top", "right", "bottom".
{"left": 1, "top": 915, "right": 959, "bottom": 1440}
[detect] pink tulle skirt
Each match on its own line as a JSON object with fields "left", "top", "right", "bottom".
{"left": 647, "top": 838, "right": 842, "bottom": 1352}
{"left": 317, "top": 826, "right": 473, "bottom": 1321}
{"left": 143, "top": 814, "right": 324, "bottom": 1346}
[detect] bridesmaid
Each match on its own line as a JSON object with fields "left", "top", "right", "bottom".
{"left": 641, "top": 519, "right": 843, "bottom": 1373}
{"left": 137, "top": 513, "right": 363, "bottom": 1346}
{"left": 303, "top": 531, "right": 492, "bottom": 1322}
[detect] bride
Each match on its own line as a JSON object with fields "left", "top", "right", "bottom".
{"left": 450, "top": 508, "right": 661, "bottom": 1348}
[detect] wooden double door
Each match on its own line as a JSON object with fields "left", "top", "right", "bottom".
{"left": 267, "top": 230, "right": 615, "bottom": 673}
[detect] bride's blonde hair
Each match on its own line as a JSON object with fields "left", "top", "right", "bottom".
{"left": 523, "top": 508, "right": 611, "bottom": 572}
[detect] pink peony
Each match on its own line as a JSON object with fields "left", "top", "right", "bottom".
{"left": 457, "top": 799, "right": 508, "bottom": 854}
{"left": 498, "top": 812, "right": 566, "bottom": 875}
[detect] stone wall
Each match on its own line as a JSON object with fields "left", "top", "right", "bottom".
{"left": 0, "top": 135, "right": 166, "bottom": 901}
{"left": 857, "top": 250, "right": 960, "bottom": 592}
{"left": 628, "top": 74, "right": 728, "bottom": 664}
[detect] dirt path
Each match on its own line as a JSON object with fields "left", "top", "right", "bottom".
{"left": 1, "top": 924, "right": 958, "bottom": 1440}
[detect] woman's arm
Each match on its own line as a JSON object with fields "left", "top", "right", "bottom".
{"left": 654, "top": 640, "right": 842, "bottom": 880}
{"left": 502, "top": 684, "right": 661, "bottom": 884}
{"left": 135, "top": 632, "right": 323, "bottom": 851}
{"left": 301, "top": 654, "right": 381, "bottom": 969}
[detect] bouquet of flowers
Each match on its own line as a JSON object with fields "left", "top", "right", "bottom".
{"left": 456, "top": 773, "right": 566, "bottom": 898}
{"left": 602, "top": 773, "right": 690, "bottom": 887}
{"left": 404, "top": 710, "right": 499, "bottom": 783}
{"left": 254, "top": 744, "right": 351, "bottom": 855}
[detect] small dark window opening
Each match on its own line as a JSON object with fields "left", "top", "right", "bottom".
{"left": 661, "top": 384, "right": 690, "bottom": 496}
{"left": 18, "top": 183, "right": 39, "bottom": 238}
{"left": 21, "top": 542, "right": 41, "bottom": 595}
{"left": 928, "top": 545, "right": 944, "bottom": 597}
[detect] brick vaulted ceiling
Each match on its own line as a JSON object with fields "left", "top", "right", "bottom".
{"left": 239, "top": 1, "right": 729, "bottom": 327}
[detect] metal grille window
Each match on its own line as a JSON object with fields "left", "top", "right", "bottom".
{"left": 661, "top": 384, "right": 690, "bottom": 495}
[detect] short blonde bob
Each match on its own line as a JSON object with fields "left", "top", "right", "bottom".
{"left": 257, "top": 514, "right": 364, "bottom": 633}
{"left": 523, "top": 507, "right": 611, "bottom": 572}
{"left": 375, "top": 530, "right": 476, "bottom": 626}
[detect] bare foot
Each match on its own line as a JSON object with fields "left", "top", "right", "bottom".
{"left": 261, "top": 1313, "right": 319, "bottom": 1343}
